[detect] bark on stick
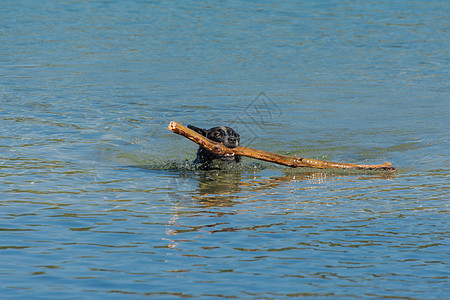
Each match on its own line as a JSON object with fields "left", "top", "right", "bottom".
{"left": 168, "top": 121, "right": 395, "bottom": 171}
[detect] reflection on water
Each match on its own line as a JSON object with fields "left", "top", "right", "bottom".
{"left": 1, "top": 155, "right": 447, "bottom": 298}
{"left": 153, "top": 166, "right": 448, "bottom": 298}
{"left": 164, "top": 162, "right": 399, "bottom": 207}
{"left": 164, "top": 165, "right": 400, "bottom": 223}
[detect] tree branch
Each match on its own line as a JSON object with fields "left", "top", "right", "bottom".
{"left": 168, "top": 121, "right": 396, "bottom": 171}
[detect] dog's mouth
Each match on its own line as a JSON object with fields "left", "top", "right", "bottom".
{"left": 221, "top": 153, "right": 235, "bottom": 160}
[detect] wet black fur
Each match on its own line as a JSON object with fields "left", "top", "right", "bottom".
{"left": 187, "top": 125, "right": 241, "bottom": 169}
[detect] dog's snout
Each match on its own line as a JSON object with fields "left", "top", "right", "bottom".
{"left": 226, "top": 136, "right": 239, "bottom": 148}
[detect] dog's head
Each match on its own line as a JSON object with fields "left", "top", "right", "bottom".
{"left": 188, "top": 125, "right": 241, "bottom": 164}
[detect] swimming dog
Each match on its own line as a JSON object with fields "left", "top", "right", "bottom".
{"left": 187, "top": 125, "right": 241, "bottom": 169}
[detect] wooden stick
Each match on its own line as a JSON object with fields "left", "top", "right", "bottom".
{"left": 168, "top": 121, "right": 396, "bottom": 171}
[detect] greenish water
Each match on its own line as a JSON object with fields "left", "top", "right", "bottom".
{"left": 1, "top": 0, "right": 448, "bottom": 299}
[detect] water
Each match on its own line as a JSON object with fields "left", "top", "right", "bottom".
{"left": 1, "top": 0, "right": 449, "bottom": 299}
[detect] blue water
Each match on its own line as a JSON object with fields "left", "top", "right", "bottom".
{"left": 1, "top": 0, "right": 449, "bottom": 299}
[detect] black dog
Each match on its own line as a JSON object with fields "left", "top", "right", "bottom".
{"left": 187, "top": 125, "right": 241, "bottom": 169}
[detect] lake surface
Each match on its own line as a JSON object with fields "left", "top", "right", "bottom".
{"left": 1, "top": 0, "right": 449, "bottom": 299}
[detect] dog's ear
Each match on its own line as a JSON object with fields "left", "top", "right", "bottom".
{"left": 187, "top": 125, "right": 207, "bottom": 137}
